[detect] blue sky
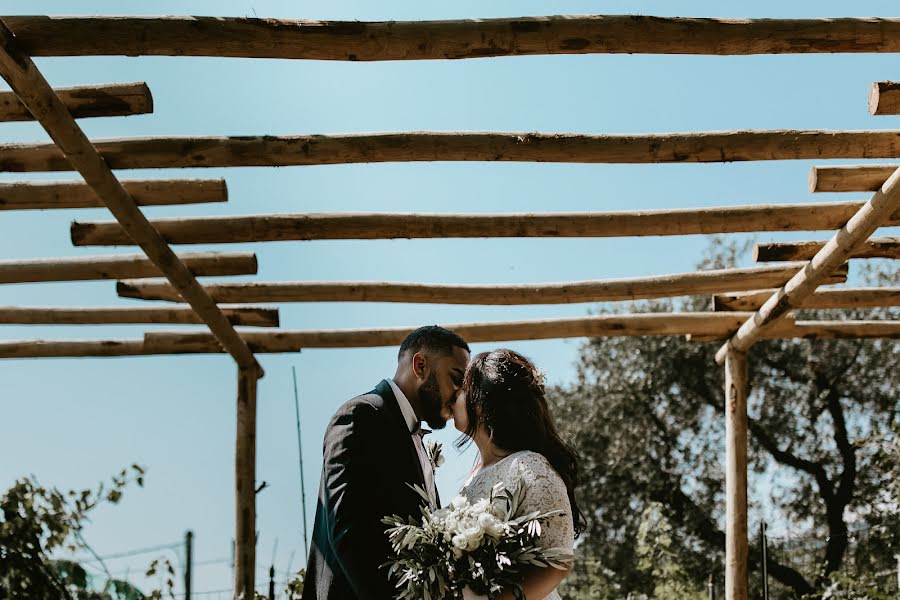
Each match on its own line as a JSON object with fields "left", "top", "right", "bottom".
{"left": 3, "top": 0, "right": 900, "bottom": 596}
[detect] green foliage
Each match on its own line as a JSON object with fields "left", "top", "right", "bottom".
{"left": 547, "top": 241, "right": 899, "bottom": 599}
{"left": 0, "top": 465, "right": 166, "bottom": 599}
{"left": 635, "top": 504, "right": 707, "bottom": 600}
{"left": 807, "top": 568, "right": 898, "bottom": 600}
{"left": 284, "top": 569, "right": 305, "bottom": 600}
{"left": 144, "top": 557, "right": 176, "bottom": 599}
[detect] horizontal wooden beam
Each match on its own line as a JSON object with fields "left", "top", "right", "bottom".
{"left": 0, "top": 81, "right": 152, "bottom": 121}
{"left": 754, "top": 237, "right": 900, "bottom": 262}
{"left": 140, "top": 313, "right": 795, "bottom": 354}
{"left": 115, "top": 264, "right": 848, "bottom": 305}
{"left": 9, "top": 16, "right": 900, "bottom": 60}
{"left": 0, "top": 313, "right": 765, "bottom": 358}
{"left": 869, "top": 81, "right": 900, "bottom": 115}
{"left": 10, "top": 131, "right": 900, "bottom": 173}
{"left": 8, "top": 317, "right": 899, "bottom": 359}
{"left": 688, "top": 320, "right": 900, "bottom": 342}
{"left": 0, "top": 178, "right": 227, "bottom": 211}
{"left": 0, "top": 252, "right": 257, "bottom": 284}
{"left": 70, "top": 203, "right": 900, "bottom": 246}
{"left": 716, "top": 166, "right": 900, "bottom": 364}
{"left": 808, "top": 165, "right": 897, "bottom": 192}
{"left": 0, "top": 338, "right": 150, "bottom": 358}
{"left": 0, "top": 305, "right": 279, "bottom": 326}
{"left": 713, "top": 287, "right": 900, "bottom": 311}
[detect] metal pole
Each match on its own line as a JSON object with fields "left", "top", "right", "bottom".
{"left": 292, "top": 366, "right": 309, "bottom": 562}
{"left": 184, "top": 530, "right": 193, "bottom": 600}
{"left": 707, "top": 573, "right": 715, "bottom": 600}
{"left": 268, "top": 565, "right": 275, "bottom": 600}
{"left": 761, "top": 521, "right": 769, "bottom": 600}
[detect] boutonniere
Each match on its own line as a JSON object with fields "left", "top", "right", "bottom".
{"left": 424, "top": 439, "right": 445, "bottom": 471}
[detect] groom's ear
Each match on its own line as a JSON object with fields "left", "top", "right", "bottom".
{"left": 412, "top": 351, "right": 428, "bottom": 380}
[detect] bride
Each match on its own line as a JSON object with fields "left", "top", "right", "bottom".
{"left": 451, "top": 349, "right": 585, "bottom": 600}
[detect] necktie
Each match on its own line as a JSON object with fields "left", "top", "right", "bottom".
{"left": 411, "top": 421, "right": 436, "bottom": 507}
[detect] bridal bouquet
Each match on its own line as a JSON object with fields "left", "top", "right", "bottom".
{"left": 382, "top": 481, "right": 573, "bottom": 600}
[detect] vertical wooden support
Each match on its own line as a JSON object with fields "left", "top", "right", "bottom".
{"left": 724, "top": 349, "right": 749, "bottom": 600}
{"left": 235, "top": 364, "right": 261, "bottom": 599}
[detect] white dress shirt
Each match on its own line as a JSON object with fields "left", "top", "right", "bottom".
{"left": 388, "top": 378, "right": 437, "bottom": 508}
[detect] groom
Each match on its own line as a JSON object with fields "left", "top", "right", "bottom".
{"left": 302, "top": 325, "right": 471, "bottom": 600}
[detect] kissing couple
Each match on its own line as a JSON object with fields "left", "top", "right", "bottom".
{"left": 302, "top": 325, "right": 585, "bottom": 600}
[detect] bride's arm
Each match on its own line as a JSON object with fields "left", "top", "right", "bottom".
{"left": 500, "top": 564, "right": 571, "bottom": 599}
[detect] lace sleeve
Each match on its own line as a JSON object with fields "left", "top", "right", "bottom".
{"left": 512, "top": 452, "right": 575, "bottom": 552}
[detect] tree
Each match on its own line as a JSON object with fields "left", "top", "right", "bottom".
{"left": 548, "top": 240, "right": 899, "bottom": 598}
{"left": 0, "top": 465, "right": 174, "bottom": 599}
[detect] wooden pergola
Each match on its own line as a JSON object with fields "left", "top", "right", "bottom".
{"left": 2, "top": 14, "right": 900, "bottom": 600}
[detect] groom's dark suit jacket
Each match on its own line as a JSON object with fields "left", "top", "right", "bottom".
{"left": 302, "top": 379, "right": 438, "bottom": 600}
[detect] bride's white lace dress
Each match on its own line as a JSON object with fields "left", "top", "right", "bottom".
{"left": 459, "top": 450, "right": 575, "bottom": 600}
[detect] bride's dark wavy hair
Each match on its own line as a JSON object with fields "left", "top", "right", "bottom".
{"left": 456, "top": 349, "right": 586, "bottom": 537}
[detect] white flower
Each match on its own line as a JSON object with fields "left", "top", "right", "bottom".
{"left": 450, "top": 495, "right": 468, "bottom": 510}
{"left": 477, "top": 512, "right": 506, "bottom": 539}
{"left": 424, "top": 439, "right": 445, "bottom": 470}
{"left": 460, "top": 523, "right": 485, "bottom": 550}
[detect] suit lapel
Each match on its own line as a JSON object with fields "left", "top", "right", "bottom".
{"left": 374, "top": 380, "right": 428, "bottom": 488}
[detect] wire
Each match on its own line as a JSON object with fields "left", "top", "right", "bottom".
{"left": 65, "top": 541, "right": 181, "bottom": 564}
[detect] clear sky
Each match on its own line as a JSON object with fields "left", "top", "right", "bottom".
{"left": 3, "top": 0, "right": 900, "bottom": 596}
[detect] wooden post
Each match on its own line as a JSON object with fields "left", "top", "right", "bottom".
{"left": 235, "top": 364, "right": 261, "bottom": 600}
{"left": 724, "top": 349, "right": 749, "bottom": 600}
{"left": 184, "top": 530, "right": 193, "bottom": 600}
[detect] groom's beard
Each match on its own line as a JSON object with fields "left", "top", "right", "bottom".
{"left": 418, "top": 371, "right": 448, "bottom": 430}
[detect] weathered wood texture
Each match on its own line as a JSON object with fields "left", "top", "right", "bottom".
{"left": 0, "top": 305, "right": 279, "bottom": 326}
{"left": 0, "top": 252, "right": 257, "bottom": 284}
{"left": 9, "top": 16, "right": 900, "bottom": 60}
{"left": 0, "top": 178, "right": 227, "bottom": 210}
{"left": 869, "top": 81, "right": 900, "bottom": 115}
{"left": 716, "top": 167, "right": 900, "bottom": 363}
{"left": 724, "top": 349, "right": 749, "bottom": 600}
{"left": 0, "top": 81, "right": 152, "bottom": 121}
{"left": 808, "top": 165, "right": 897, "bottom": 192}
{"left": 713, "top": 287, "right": 900, "bottom": 311}
{"left": 114, "top": 264, "right": 845, "bottom": 305}
{"left": 11, "top": 318, "right": 900, "bottom": 359}
{"left": 234, "top": 364, "right": 261, "bottom": 600}
{"left": 10, "top": 131, "right": 900, "bottom": 173}
{"left": 688, "top": 320, "right": 900, "bottom": 341}
{"left": 0, "top": 19, "right": 260, "bottom": 371}
{"left": 139, "top": 313, "right": 777, "bottom": 355}
{"left": 754, "top": 237, "right": 900, "bottom": 262}
{"left": 0, "top": 339, "right": 149, "bottom": 358}
{"left": 70, "top": 204, "right": 900, "bottom": 246}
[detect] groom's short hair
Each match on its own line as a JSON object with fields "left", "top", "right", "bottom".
{"left": 398, "top": 325, "right": 469, "bottom": 361}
